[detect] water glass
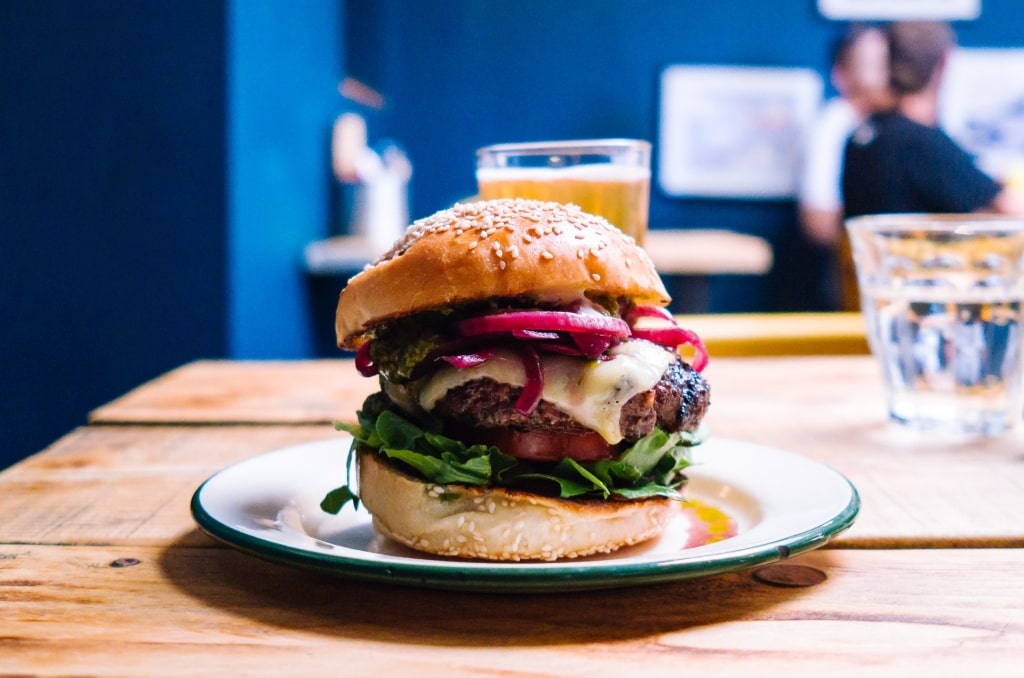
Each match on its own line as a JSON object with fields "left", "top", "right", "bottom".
{"left": 846, "top": 213, "right": 1024, "bottom": 436}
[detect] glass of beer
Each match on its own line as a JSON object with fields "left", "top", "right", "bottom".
{"left": 475, "top": 139, "right": 651, "bottom": 244}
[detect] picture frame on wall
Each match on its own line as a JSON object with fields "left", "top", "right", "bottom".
{"left": 940, "top": 48, "right": 1024, "bottom": 183}
{"left": 818, "top": 0, "right": 980, "bottom": 20}
{"left": 658, "top": 65, "right": 822, "bottom": 199}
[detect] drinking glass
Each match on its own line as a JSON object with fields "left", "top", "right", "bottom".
{"left": 475, "top": 139, "right": 651, "bottom": 244}
{"left": 846, "top": 213, "right": 1024, "bottom": 436}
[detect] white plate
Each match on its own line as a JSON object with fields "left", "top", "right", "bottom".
{"left": 191, "top": 436, "right": 859, "bottom": 592}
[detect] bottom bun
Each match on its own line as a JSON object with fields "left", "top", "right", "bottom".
{"left": 357, "top": 448, "right": 678, "bottom": 561}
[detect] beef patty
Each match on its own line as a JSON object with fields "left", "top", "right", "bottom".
{"left": 430, "top": 355, "right": 709, "bottom": 442}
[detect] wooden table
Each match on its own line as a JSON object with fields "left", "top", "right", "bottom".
{"left": 6, "top": 355, "right": 1024, "bottom": 674}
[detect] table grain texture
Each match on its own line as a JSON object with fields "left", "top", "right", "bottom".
{"left": 6, "top": 354, "right": 1024, "bottom": 675}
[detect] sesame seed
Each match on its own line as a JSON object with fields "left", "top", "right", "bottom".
{"left": 468, "top": 240, "right": 478, "bottom": 250}
{"left": 592, "top": 273, "right": 601, "bottom": 281}
{"left": 540, "top": 251, "right": 553, "bottom": 260}
{"left": 499, "top": 260, "right": 507, "bottom": 270}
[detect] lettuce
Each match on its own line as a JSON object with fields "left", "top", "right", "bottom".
{"left": 321, "top": 406, "right": 703, "bottom": 514}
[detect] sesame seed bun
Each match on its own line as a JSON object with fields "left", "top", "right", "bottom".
{"left": 335, "top": 198, "right": 670, "bottom": 349}
{"left": 357, "top": 448, "right": 676, "bottom": 561}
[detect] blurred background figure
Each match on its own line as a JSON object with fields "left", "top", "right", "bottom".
{"left": 843, "top": 21, "right": 1024, "bottom": 219}
{"left": 840, "top": 21, "right": 1024, "bottom": 311}
{"left": 798, "top": 24, "right": 891, "bottom": 309}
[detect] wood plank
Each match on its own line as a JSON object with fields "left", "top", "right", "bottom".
{"left": 1, "top": 546, "right": 1022, "bottom": 675}
{"left": 702, "top": 356, "right": 1024, "bottom": 547}
{"left": 3, "top": 413, "right": 1024, "bottom": 549}
{"left": 0, "top": 426, "right": 340, "bottom": 547}
{"left": 89, "top": 359, "right": 375, "bottom": 425}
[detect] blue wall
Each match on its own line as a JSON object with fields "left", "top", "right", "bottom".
{"left": 0, "top": 1, "right": 344, "bottom": 468}
{"left": 228, "top": 0, "right": 344, "bottom": 359}
{"left": 346, "top": 0, "right": 1024, "bottom": 311}
{"left": 0, "top": 2, "right": 228, "bottom": 467}
{"left": 3, "top": 0, "right": 1024, "bottom": 468}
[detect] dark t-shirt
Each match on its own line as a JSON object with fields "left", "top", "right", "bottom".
{"left": 842, "top": 111, "right": 1000, "bottom": 219}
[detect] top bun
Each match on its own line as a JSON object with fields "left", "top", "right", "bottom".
{"left": 336, "top": 199, "right": 670, "bottom": 348}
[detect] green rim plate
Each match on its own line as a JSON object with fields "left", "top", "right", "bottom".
{"left": 191, "top": 436, "right": 859, "bottom": 592}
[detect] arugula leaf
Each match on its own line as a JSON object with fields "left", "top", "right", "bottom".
{"left": 507, "top": 471, "right": 599, "bottom": 498}
{"left": 558, "top": 458, "right": 612, "bottom": 498}
{"left": 320, "top": 484, "right": 359, "bottom": 513}
{"left": 321, "top": 400, "right": 703, "bottom": 513}
{"left": 382, "top": 447, "right": 493, "bottom": 485}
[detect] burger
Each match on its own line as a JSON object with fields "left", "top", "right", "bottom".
{"left": 322, "top": 198, "right": 710, "bottom": 561}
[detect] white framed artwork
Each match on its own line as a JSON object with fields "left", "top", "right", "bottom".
{"left": 818, "top": 0, "right": 980, "bottom": 20}
{"left": 940, "top": 48, "right": 1024, "bottom": 182}
{"left": 658, "top": 65, "right": 823, "bottom": 199}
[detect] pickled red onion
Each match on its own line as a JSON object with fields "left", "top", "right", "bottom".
{"left": 512, "top": 329, "right": 561, "bottom": 341}
{"left": 439, "top": 349, "right": 497, "bottom": 369}
{"left": 625, "top": 305, "right": 708, "bottom": 372}
{"left": 458, "top": 311, "right": 630, "bottom": 338}
{"left": 625, "top": 305, "right": 675, "bottom": 323}
{"left": 355, "top": 341, "right": 379, "bottom": 377}
{"left": 514, "top": 345, "right": 543, "bottom": 415}
{"left": 630, "top": 326, "right": 708, "bottom": 372}
{"left": 571, "top": 332, "right": 614, "bottom": 359}
{"left": 534, "top": 341, "right": 587, "bottom": 357}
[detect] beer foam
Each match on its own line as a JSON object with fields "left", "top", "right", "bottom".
{"left": 477, "top": 164, "right": 650, "bottom": 183}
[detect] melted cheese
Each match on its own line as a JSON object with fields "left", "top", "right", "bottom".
{"left": 418, "top": 340, "right": 674, "bottom": 444}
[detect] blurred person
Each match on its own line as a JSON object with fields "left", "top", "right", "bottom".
{"left": 843, "top": 21, "right": 1024, "bottom": 219}
{"left": 840, "top": 21, "right": 1024, "bottom": 310}
{"left": 798, "top": 24, "right": 892, "bottom": 310}
{"left": 799, "top": 24, "right": 891, "bottom": 248}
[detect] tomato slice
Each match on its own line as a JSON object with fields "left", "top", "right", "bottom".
{"left": 466, "top": 427, "right": 617, "bottom": 462}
